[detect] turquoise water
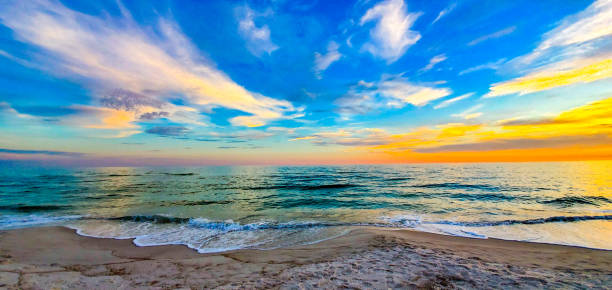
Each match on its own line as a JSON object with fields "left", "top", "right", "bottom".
{"left": 1, "top": 161, "right": 610, "bottom": 252}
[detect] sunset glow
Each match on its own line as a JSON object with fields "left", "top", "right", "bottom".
{"left": 1, "top": 0, "right": 611, "bottom": 165}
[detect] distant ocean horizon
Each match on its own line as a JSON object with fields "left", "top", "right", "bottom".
{"left": 1, "top": 161, "right": 610, "bottom": 252}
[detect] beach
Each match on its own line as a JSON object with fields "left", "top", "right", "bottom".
{"left": 1, "top": 226, "right": 610, "bottom": 289}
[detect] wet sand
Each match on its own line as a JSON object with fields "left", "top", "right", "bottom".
{"left": 0, "top": 226, "right": 610, "bottom": 289}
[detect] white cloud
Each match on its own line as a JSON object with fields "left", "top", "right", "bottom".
{"left": 515, "top": 0, "right": 612, "bottom": 67}
{"left": 336, "top": 75, "right": 451, "bottom": 116}
{"left": 468, "top": 26, "right": 516, "bottom": 46}
{"left": 378, "top": 79, "right": 451, "bottom": 106}
{"left": 0, "top": 0, "right": 294, "bottom": 129}
{"left": 237, "top": 5, "right": 279, "bottom": 56}
{"left": 432, "top": 3, "right": 456, "bottom": 25}
{"left": 314, "top": 41, "right": 342, "bottom": 78}
{"left": 462, "top": 112, "right": 482, "bottom": 120}
{"left": 434, "top": 92, "right": 473, "bottom": 109}
{"left": 420, "top": 54, "right": 447, "bottom": 72}
{"left": 486, "top": 0, "right": 612, "bottom": 97}
{"left": 290, "top": 128, "right": 393, "bottom": 146}
{"left": 458, "top": 58, "right": 506, "bottom": 75}
{"left": 360, "top": 0, "right": 422, "bottom": 63}
{"left": 537, "top": 0, "right": 612, "bottom": 51}
{"left": 452, "top": 104, "right": 483, "bottom": 119}
{"left": 485, "top": 56, "right": 612, "bottom": 98}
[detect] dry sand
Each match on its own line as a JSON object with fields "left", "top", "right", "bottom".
{"left": 0, "top": 226, "right": 610, "bottom": 289}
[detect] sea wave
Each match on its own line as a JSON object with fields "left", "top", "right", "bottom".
{"left": 85, "top": 213, "right": 612, "bottom": 230}
{"left": 541, "top": 196, "right": 611, "bottom": 207}
{"left": 3, "top": 213, "right": 611, "bottom": 251}
{"left": 3, "top": 213, "right": 610, "bottom": 232}
{"left": 384, "top": 214, "right": 612, "bottom": 227}
{"left": 0, "top": 214, "right": 81, "bottom": 229}
{"left": 0, "top": 204, "right": 72, "bottom": 213}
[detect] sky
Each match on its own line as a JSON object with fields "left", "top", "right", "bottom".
{"left": 0, "top": 0, "right": 611, "bottom": 166}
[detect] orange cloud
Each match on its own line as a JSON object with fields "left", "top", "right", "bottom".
{"left": 486, "top": 58, "right": 612, "bottom": 97}
{"left": 364, "top": 97, "right": 612, "bottom": 162}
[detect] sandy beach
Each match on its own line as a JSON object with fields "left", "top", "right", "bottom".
{"left": 0, "top": 226, "right": 609, "bottom": 289}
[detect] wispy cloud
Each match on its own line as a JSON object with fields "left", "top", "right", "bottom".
{"left": 434, "top": 93, "right": 473, "bottom": 109}
{"left": 0, "top": 148, "right": 84, "bottom": 157}
{"left": 420, "top": 54, "right": 447, "bottom": 72}
{"left": 458, "top": 58, "right": 506, "bottom": 76}
{"left": 237, "top": 5, "right": 279, "bottom": 56}
{"left": 431, "top": 3, "right": 456, "bottom": 25}
{"left": 267, "top": 97, "right": 612, "bottom": 159}
{"left": 415, "top": 135, "right": 611, "bottom": 153}
{"left": 99, "top": 89, "right": 204, "bottom": 125}
{"left": 145, "top": 126, "right": 190, "bottom": 137}
{"left": 486, "top": 56, "right": 612, "bottom": 98}
{"left": 468, "top": 26, "right": 516, "bottom": 46}
{"left": 314, "top": 41, "right": 342, "bottom": 78}
{"left": 487, "top": 0, "right": 612, "bottom": 97}
{"left": 290, "top": 128, "right": 392, "bottom": 146}
{"left": 397, "top": 97, "right": 612, "bottom": 154}
{"left": 0, "top": 0, "right": 294, "bottom": 132}
{"left": 336, "top": 75, "right": 451, "bottom": 116}
{"left": 360, "top": 0, "right": 422, "bottom": 63}
{"left": 536, "top": 0, "right": 612, "bottom": 52}
{"left": 452, "top": 104, "right": 483, "bottom": 120}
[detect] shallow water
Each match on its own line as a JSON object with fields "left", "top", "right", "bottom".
{"left": 0, "top": 161, "right": 610, "bottom": 252}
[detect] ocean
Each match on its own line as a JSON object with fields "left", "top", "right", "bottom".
{"left": 0, "top": 161, "right": 610, "bottom": 252}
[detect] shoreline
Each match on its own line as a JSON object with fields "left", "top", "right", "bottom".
{"left": 69, "top": 224, "right": 612, "bottom": 253}
{"left": 1, "top": 226, "right": 610, "bottom": 288}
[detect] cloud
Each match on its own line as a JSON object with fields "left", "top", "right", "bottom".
{"left": 336, "top": 75, "right": 451, "bottom": 116}
{"left": 415, "top": 135, "right": 611, "bottom": 153}
{"left": 289, "top": 136, "right": 317, "bottom": 141}
{"left": 0, "top": 148, "right": 84, "bottom": 157}
{"left": 485, "top": 56, "right": 612, "bottom": 98}
{"left": 290, "top": 97, "right": 612, "bottom": 161}
{"left": 467, "top": 26, "right": 516, "bottom": 46}
{"left": 237, "top": 5, "right": 279, "bottom": 56}
{"left": 496, "top": 96, "right": 612, "bottom": 137}
{"left": 1, "top": 102, "right": 141, "bottom": 138}
{"left": 217, "top": 146, "right": 240, "bottom": 149}
{"left": 0, "top": 0, "right": 294, "bottom": 130}
{"left": 433, "top": 93, "right": 473, "bottom": 109}
{"left": 69, "top": 106, "right": 138, "bottom": 130}
{"left": 376, "top": 80, "right": 450, "bottom": 106}
{"left": 291, "top": 128, "right": 393, "bottom": 146}
{"left": 11, "top": 106, "right": 78, "bottom": 117}
{"left": 145, "top": 126, "right": 189, "bottom": 137}
{"left": 435, "top": 123, "right": 482, "bottom": 139}
{"left": 422, "top": 97, "right": 612, "bottom": 152}
{"left": 536, "top": 0, "right": 612, "bottom": 51}
{"left": 314, "top": 41, "right": 342, "bottom": 78}
{"left": 458, "top": 58, "right": 506, "bottom": 75}
{"left": 0, "top": 102, "right": 35, "bottom": 120}
{"left": 99, "top": 89, "right": 204, "bottom": 125}
{"left": 487, "top": 0, "right": 612, "bottom": 97}
{"left": 293, "top": 123, "right": 483, "bottom": 150}
{"left": 462, "top": 112, "right": 482, "bottom": 120}
{"left": 139, "top": 111, "right": 170, "bottom": 121}
{"left": 360, "top": 0, "right": 422, "bottom": 63}
{"left": 431, "top": 3, "right": 456, "bottom": 25}
{"left": 420, "top": 54, "right": 447, "bottom": 72}
{"left": 100, "top": 89, "right": 163, "bottom": 111}
{"left": 171, "top": 129, "right": 276, "bottom": 144}
{"left": 452, "top": 104, "right": 483, "bottom": 120}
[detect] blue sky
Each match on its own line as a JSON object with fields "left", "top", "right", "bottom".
{"left": 0, "top": 0, "right": 611, "bottom": 165}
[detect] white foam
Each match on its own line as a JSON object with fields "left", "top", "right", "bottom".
{"left": 0, "top": 214, "right": 81, "bottom": 230}
{"left": 67, "top": 218, "right": 353, "bottom": 253}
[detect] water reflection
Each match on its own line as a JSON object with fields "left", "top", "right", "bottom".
{"left": 0, "top": 161, "right": 610, "bottom": 250}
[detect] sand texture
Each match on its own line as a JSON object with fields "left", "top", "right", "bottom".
{"left": 0, "top": 226, "right": 610, "bottom": 289}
